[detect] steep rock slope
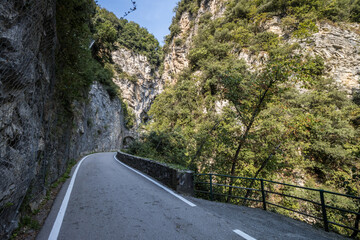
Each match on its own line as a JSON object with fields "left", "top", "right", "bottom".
{"left": 246, "top": 18, "right": 360, "bottom": 93}
{"left": 163, "top": 0, "right": 360, "bottom": 92}
{"left": 0, "top": 2, "right": 126, "bottom": 238}
{"left": 135, "top": 1, "right": 360, "bottom": 236}
{"left": 162, "top": 0, "right": 227, "bottom": 84}
{"left": 70, "top": 82, "right": 124, "bottom": 157}
{"left": 92, "top": 7, "right": 164, "bottom": 129}
{"left": 142, "top": 0, "right": 360, "bottom": 198}
{"left": 0, "top": 0, "right": 57, "bottom": 237}
{"left": 112, "top": 48, "right": 163, "bottom": 126}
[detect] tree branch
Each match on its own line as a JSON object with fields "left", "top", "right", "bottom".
{"left": 123, "top": 0, "right": 137, "bottom": 18}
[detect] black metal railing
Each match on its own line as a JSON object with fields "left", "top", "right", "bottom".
{"left": 194, "top": 173, "right": 360, "bottom": 239}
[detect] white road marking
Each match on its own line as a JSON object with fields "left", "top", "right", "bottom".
{"left": 48, "top": 155, "right": 90, "bottom": 240}
{"left": 114, "top": 154, "right": 196, "bottom": 207}
{"left": 233, "top": 229, "right": 257, "bottom": 240}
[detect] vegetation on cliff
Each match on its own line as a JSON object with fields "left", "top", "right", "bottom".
{"left": 138, "top": 0, "right": 360, "bottom": 184}
{"left": 128, "top": 0, "right": 360, "bottom": 234}
{"left": 92, "top": 7, "right": 162, "bottom": 129}
{"left": 92, "top": 7, "right": 163, "bottom": 68}
{"left": 56, "top": 1, "right": 161, "bottom": 129}
{"left": 56, "top": 0, "right": 100, "bottom": 109}
{"left": 54, "top": 0, "right": 359, "bottom": 236}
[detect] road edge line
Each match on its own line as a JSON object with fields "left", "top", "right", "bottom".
{"left": 233, "top": 229, "right": 257, "bottom": 240}
{"left": 113, "top": 154, "right": 196, "bottom": 207}
{"left": 48, "top": 155, "right": 90, "bottom": 240}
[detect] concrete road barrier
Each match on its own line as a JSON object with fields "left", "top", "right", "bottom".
{"left": 116, "top": 151, "right": 194, "bottom": 195}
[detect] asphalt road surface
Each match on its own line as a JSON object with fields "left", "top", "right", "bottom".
{"left": 37, "top": 152, "right": 346, "bottom": 240}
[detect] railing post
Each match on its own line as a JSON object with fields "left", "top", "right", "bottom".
{"left": 209, "top": 174, "right": 213, "bottom": 201}
{"left": 193, "top": 174, "right": 196, "bottom": 193}
{"left": 260, "top": 179, "right": 267, "bottom": 211}
{"left": 320, "top": 190, "right": 329, "bottom": 232}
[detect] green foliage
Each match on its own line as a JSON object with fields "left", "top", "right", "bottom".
{"left": 292, "top": 19, "right": 319, "bottom": 39}
{"left": 231, "top": 25, "right": 254, "bottom": 47}
{"left": 127, "top": 131, "right": 189, "bottom": 167}
{"left": 297, "top": 55, "right": 325, "bottom": 85}
{"left": 293, "top": 84, "right": 358, "bottom": 169}
{"left": 174, "top": 38, "right": 184, "bottom": 46}
{"left": 165, "top": 0, "right": 359, "bottom": 47}
{"left": 121, "top": 101, "right": 136, "bottom": 129}
{"left": 149, "top": 0, "right": 360, "bottom": 195}
{"left": 56, "top": 0, "right": 98, "bottom": 110}
{"left": 166, "top": 0, "right": 200, "bottom": 43}
{"left": 96, "top": 63, "right": 120, "bottom": 99}
{"left": 19, "top": 215, "right": 40, "bottom": 231}
{"left": 4, "top": 202, "right": 14, "bottom": 208}
{"left": 93, "top": 7, "right": 163, "bottom": 68}
{"left": 350, "top": 0, "right": 360, "bottom": 22}
{"left": 96, "top": 20, "right": 117, "bottom": 44}
{"left": 250, "top": 31, "right": 280, "bottom": 52}
{"left": 231, "top": 0, "right": 257, "bottom": 19}
{"left": 114, "top": 64, "right": 138, "bottom": 83}
{"left": 169, "top": 24, "right": 182, "bottom": 38}
{"left": 51, "top": 159, "right": 76, "bottom": 189}
{"left": 262, "top": 79, "right": 359, "bottom": 176}
{"left": 199, "top": 12, "right": 213, "bottom": 25}
{"left": 255, "top": 0, "right": 359, "bottom": 22}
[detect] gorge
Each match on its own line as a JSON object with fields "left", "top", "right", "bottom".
{"left": 1, "top": 0, "right": 360, "bottom": 239}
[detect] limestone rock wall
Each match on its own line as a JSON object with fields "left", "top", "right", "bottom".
{"left": 253, "top": 17, "right": 360, "bottom": 93}
{"left": 70, "top": 83, "right": 125, "bottom": 157}
{"left": 163, "top": 0, "right": 360, "bottom": 93}
{"left": 0, "top": 2, "right": 126, "bottom": 238}
{"left": 162, "top": 0, "right": 227, "bottom": 84}
{"left": 112, "top": 48, "right": 163, "bottom": 126}
{"left": 0, "top": 0, "right": 57, "bottom": 237}
{"left": 294, "top": 22, "right": 360, "bottom": 93}
{"left": 70, "top": 82, "right": 124, "bottom": 155}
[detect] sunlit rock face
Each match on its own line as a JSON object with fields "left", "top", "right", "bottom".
{"left": 112, "top": 48, "right": 164, "bottom": 126}
{"left": 163, "top": 0, "right": 359, "bottom": 93}
{"left": 302, "top": 22, "right": 360, "bottom": 93}
{"left": 261, "top": 17, "right": 360, "bottom": 93}
{"left": 162, "top": 0, "right": 227, "bottom": 85}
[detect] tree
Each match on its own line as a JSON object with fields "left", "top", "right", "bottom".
{"left": 220, "top": 45, "right": 314, "bottom": 201}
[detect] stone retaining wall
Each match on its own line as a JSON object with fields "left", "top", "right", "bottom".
{"left": 116, "top": 152, "right": 194, "bottom": 195}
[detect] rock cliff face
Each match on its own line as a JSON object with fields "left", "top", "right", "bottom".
{"left": 252, "top": 18, "right": 360, "bottom": 93}
{"left": 70, "top": 82, "right": 124, "bottom": 155}
{"left": 112, "top": 48, "right": 163, "bottom": 126}
{"left": 295, "top": 22, "right": 360, "bottom": 93}
{"left": 0, "top": 2, "right": 125, "bottom": 238}
{"left": 162, "top": 0, "right": 227, "bottom": 84}
{"left": 1, "top": 0, "right": 359, "bottom": 238}
{"left": 163, "top": 0, "right": 360, "bottom": 93}
{"left": 0, "top": 0, "right": 57, "bottom": 237}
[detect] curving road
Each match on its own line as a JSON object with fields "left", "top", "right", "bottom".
{"left": 37, "top": 152, "right": 345, "bottom": 240}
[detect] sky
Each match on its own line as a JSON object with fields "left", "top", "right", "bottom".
{"left": 96, "top": 0, "right": 179, "bottom": 45}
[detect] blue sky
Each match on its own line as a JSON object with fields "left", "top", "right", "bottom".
{"left": 96, "top": 0, "right": 179, "bottom": 45}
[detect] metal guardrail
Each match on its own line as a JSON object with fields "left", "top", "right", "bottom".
{"left": 194, "top": 173, "right": 360, "bottom": 238}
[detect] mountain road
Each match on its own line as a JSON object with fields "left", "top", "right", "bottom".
{"left": 37, "top": 152, "right": 345, "bottom": 240}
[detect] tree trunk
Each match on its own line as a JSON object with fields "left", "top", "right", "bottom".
{"left": 242, "top": 144, "right": 281, "bottom": 205}
{"left": 188, "top": 120, "right": 221, "bottom": 171}
{"left": 226, "top": 84, "right": 272, "bottom": 203}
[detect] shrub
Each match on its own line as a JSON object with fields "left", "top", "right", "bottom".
{"left": 174, "top": 38, "right": 184, "bottom": 46}
{"left": 293, "top": 19, "right": 319, "bottom": 39}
